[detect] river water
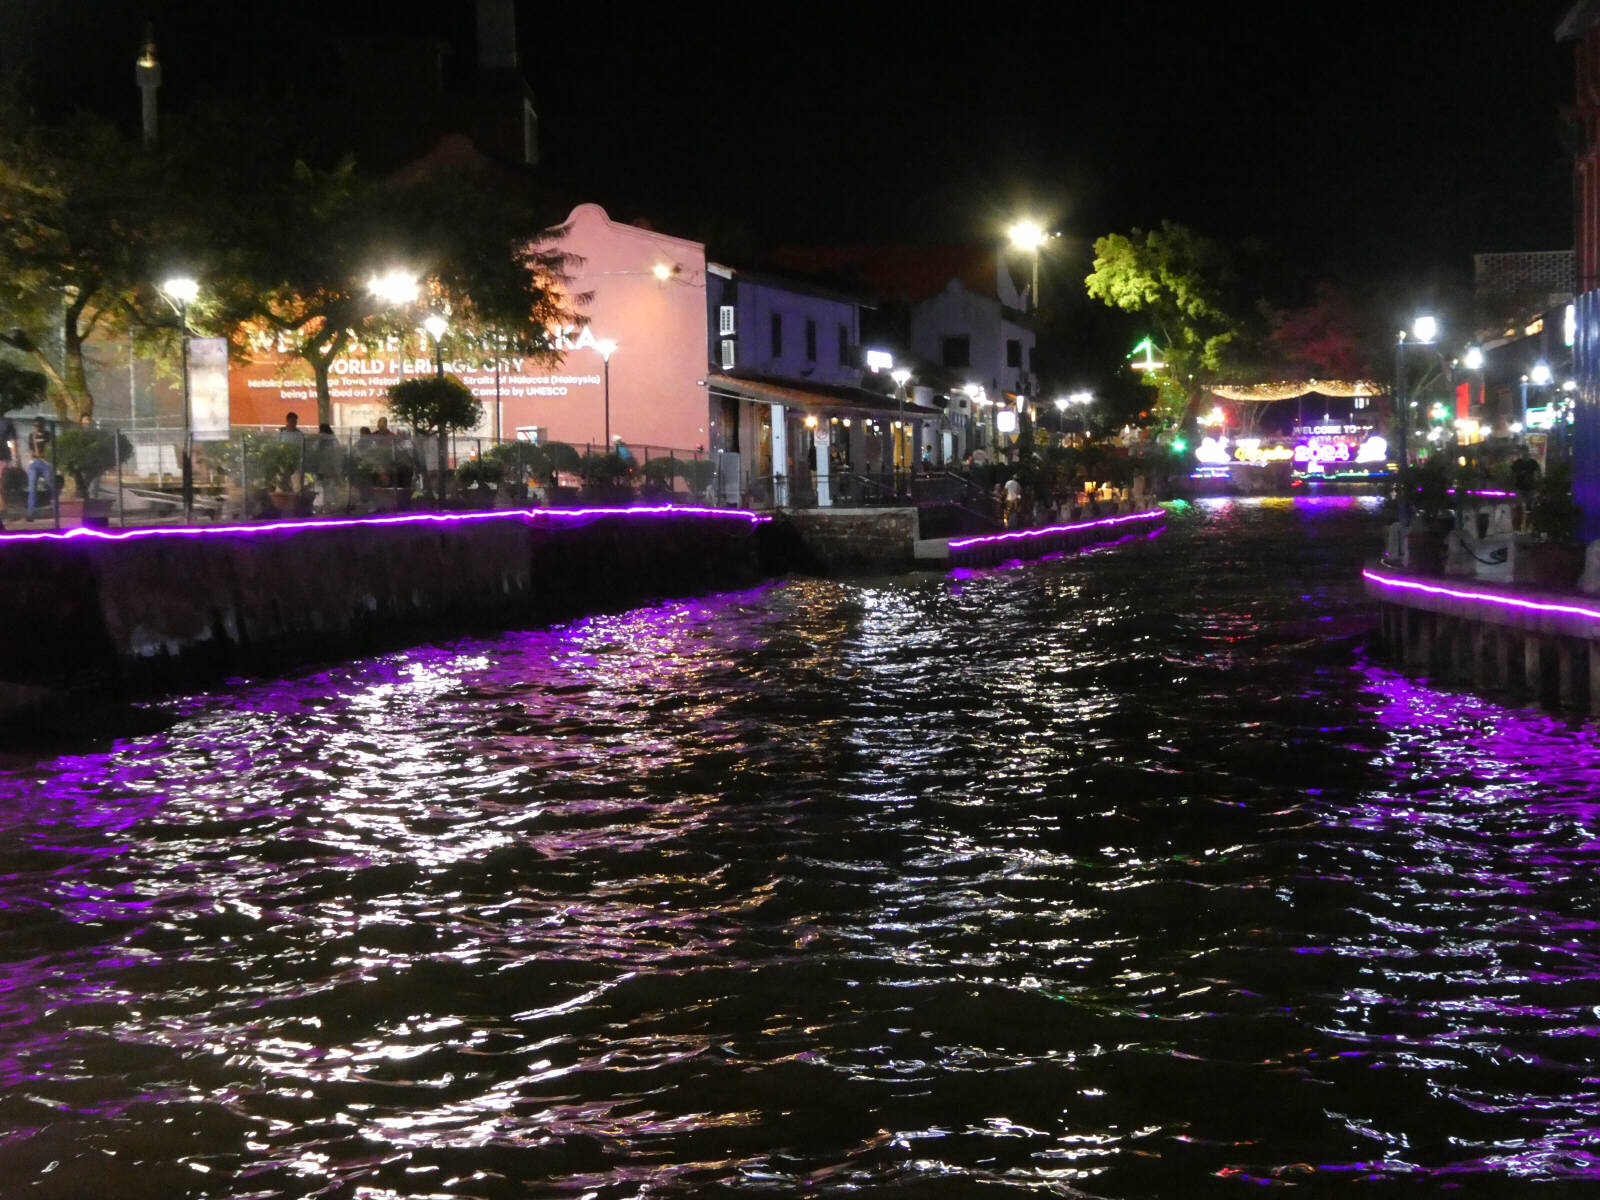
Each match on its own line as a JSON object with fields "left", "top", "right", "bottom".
{"left": 4, "top": 495, "right": 1600, "bottom": 1198}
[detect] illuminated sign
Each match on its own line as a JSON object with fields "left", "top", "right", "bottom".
{"left": 865, "top": 349, "right": 894, "bottom": 372}
{"left": 1128, "top": 336, "right": 1165, "bottom": 371}
{"left": 995, "top": 409, "right": 1018, "bottom": 434}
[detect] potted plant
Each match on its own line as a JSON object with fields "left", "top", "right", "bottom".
{"left": 452, "top": 455, "right": 501, "bottom": 507}
{"left": 52, "top": 425, "right": 132, "bottom": 524}
{"left": 1398, "top": 457, "right": 1453, "bottom": 573}
{"left": 1525, "top": 459, "right": 1584, "bottom": 589}
{"left": 639, "top": 455, "right": 678, "bottom": 500}
{"left": 484, "top": 440, "right": 548, "bottom": 505}
{"left": 245, "top": 434, "right": 307, "bottom": 516}
{"left": 385, "top": 375, "right": 482, "bottom": 507}
{"left": 679, "top": 457, "right": 716, "bottom": 502}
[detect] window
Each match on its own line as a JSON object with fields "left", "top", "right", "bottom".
{"left": 837, "top": 323, "right": 849, "bottom": 365}
{"left": 770, "top": 313, "right": 783, "bottom": 358}
{"left": 805, "top": 319, "right": 817, "bottom": 362}
{"left": 942, "top": 335, "right": 970, "bottom": 368}
{"left": 721, "top": 339, "right": 736, "bottom": 370}
{"left": 1006, "top": 338, "right": 1022, "bottom": 368}
{"left": 719, "top": 305, "right": 736, "bottom": 335}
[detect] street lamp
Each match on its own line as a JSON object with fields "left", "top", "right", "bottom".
{"left": 423, "top": 313, "right": 448, "bottom": 377}
{"left": 596, "top": 338, "right": 617, "bottom": 448}
{"left": 1393, "top": 314, "right": 1437, "bottom": 530}
{"left": 891, "top": 366, "right": 911, "bottom": 494}
{"left": 367, "top": 270, "right": 418, "bottom": 307}
{"left": 1519, "top": 361, "right": 1552, "bottom": 437}
{"left": 1008, "top": 220, "right": 1046, "bottom": 312}
{"left": 160, "top": 275, "right": 199, "bottom": 521}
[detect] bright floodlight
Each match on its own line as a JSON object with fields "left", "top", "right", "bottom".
{"left": 1070, "top": 390, "right": 1093, "bottom": 406}
{"left": 423, "top": 313, "right": 448, "bottom": 340}
{"left": 1412, "top": 315, "right": 1438, "bottom": 344}
{"left": 596, "top": 338, "right": 618, "bottom": 362}
{"left": 890, "top": 367, "right": 912, "bottom": 386}
{"left": 1531, "top": 361, "right": 1553, "bottom": 385}
{"left": 1053, "top": 396, "right": 1070, "bottom": 411}
{"left": 368, "top": 270, "right": 418, "bottom": 306}
{"left": 1008, "top": 220, "right": 1046, "bottom": 251}
{"left": 653, "top": 263, "right": 673, "bottom": 281}
{"left": 162, "top": 276, "right": 199, "bottom": 304}
{"left": 1461, "top": 346, "right": 1484, "bottom": 371}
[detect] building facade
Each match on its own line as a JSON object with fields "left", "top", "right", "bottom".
{"left": 706, "top": 264, "right": 937, "bottom": 506}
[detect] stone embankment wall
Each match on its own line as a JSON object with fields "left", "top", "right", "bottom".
{"left": 2, "top": 510, "right": 770, "bottom": 707}
{"left": 783, "top": 508, "right": 918, "bottom": 575}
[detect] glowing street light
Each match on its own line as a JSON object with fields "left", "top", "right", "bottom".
{"left": 1008, "top": 219, "right": 1047, "bottom": 311}
{"left": 367, "top": 270, "right": 418, "bottom": 307}
{"left": 891, "top": 366, "right": 912, "bottom": 494}
{"left": 422, "top": 313, "right": 448, "bottom": 377}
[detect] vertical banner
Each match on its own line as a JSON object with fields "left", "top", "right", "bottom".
{"left": 189, "top": 337, "right": 231, "bottom": 441}
{"left": 1455, "top": 380, "right": 1471, "bottom": 420}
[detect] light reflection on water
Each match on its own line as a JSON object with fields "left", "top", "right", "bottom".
{"left": 5, "top": 495, "right": 1600, "bottom": 1195}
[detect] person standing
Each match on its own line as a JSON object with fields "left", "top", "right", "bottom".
{"left": 25, "top": 418, "right": 52, "bottom": 521}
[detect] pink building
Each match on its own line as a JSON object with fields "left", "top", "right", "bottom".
{"left": 228, "top": 204, "right": 710, "bottom": 456}
{"left": 508, "top": 204, "right": 709, "bottom": 454}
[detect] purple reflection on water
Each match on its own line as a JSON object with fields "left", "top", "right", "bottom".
{"left": 947, "top": 507, "right": 1162, "bottom": 549}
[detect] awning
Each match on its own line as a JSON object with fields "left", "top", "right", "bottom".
{"left": 708, "top": 373, "right": 939, "bottom": 418}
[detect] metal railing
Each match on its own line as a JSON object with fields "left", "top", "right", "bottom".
{"left": 2, "top": 424, "right": 734, "bottom": 528}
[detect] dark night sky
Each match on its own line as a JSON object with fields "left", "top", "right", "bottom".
{"left": 0, "top": 1, "right": 1579, "bottom": 305}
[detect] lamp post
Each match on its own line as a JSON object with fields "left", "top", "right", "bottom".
{"left": 594, "top": 338, "right": 617, "bottom": 448}
{"left": 1008, "top": 220, "right": 1046, "bottom": 312}
{"left": 891, "top": 366, "right": 911, "bottom": 496}
{"left": 1393, "top": 315, "right": 1438, "bottom": 531}
{"left": 964, "top": 383, "right": 990, "bottom": 456}
{"left": 160, "top": 276, "right": 199, "bottom": 521}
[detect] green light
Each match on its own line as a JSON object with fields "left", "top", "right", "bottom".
{"left": 1171, "top": 437, "right": 1187, "bottom": 452}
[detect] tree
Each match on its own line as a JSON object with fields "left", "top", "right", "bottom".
{"left": 0, "top": 92, "right": 169, "bottom": 420}
{"left": 1084, "top": 221, "right": 1246, "bottom": 430}
{"left": 192, "top": 131, "right": 576, "bottom": 428}
{"left": 1267, "top": 281, "right": 1387, "bottom": 381}
{"left": 386, "top": 375, "right": 481, "bottom": 501}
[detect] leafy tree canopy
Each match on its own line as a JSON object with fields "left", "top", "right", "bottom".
{"left": 1085, "top": 221, "right": 1251, "bottom": 427}
{"left": 0, "top": 86, "right": 177, "bottom": 419}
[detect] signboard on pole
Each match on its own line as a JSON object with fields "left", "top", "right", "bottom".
{"left": 189, "top": 337, "right": 231, "bottom": 441}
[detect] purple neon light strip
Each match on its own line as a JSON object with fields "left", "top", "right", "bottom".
{"left": 0, "top": 505, "right": 770, "bottom": 546}
{"left": 948, "top": 508, "right": 1163, "bottom": 550}
{"left": 1363, "top": 568, "right": 1600, "bottom": 623}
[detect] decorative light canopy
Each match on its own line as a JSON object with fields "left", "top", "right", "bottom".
{"left": 1207, "top": 379, "right": 1384, "bottom": 402}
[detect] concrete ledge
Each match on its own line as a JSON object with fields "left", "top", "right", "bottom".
{"left": 1363, "top": 561, "right": 1600, "bottom": 640}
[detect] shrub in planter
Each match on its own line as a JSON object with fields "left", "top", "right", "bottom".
{"left": 1526, "top": 459, "right": 1584, "bottom": 588}
{"left": 53, "top": 426, "right": 133, "bottom": 499}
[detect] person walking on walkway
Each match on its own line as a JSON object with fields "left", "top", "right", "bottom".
{"left": 25, "top": 418, "right": 52, "bottom": 521}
